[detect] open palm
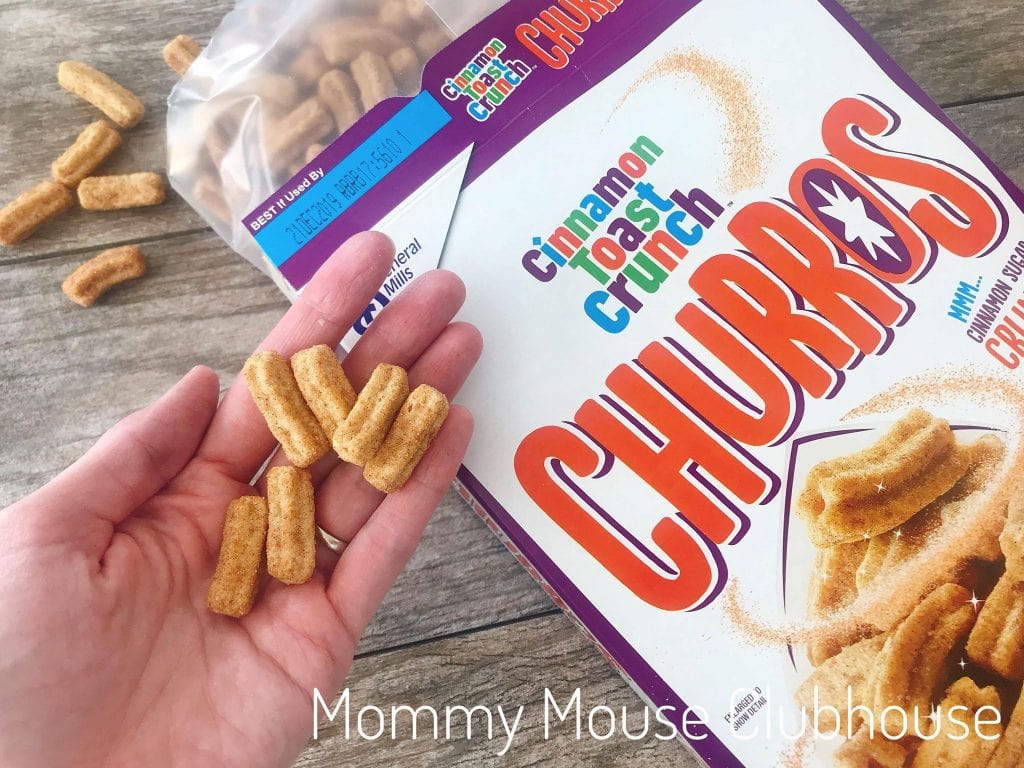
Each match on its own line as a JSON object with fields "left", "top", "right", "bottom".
{"left": 0, "top": 232, "right": 481, "bottom": 768}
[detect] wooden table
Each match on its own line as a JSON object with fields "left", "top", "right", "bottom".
{"left": 1, "top": 1, "right": 1021, "bottom": 765}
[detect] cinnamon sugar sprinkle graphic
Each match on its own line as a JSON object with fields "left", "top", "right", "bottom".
{"left": 724, "top": 369, "right": 1024, "bottom": 650}
{"left": 613, "top": 50, "right": 770, "bottom": 194}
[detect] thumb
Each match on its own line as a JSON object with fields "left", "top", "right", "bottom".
{"left": 18, "top": 366, "right": 221, "bottom": 534}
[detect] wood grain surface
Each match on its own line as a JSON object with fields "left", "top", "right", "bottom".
{"left": 0, "top": 1, "right": 1021, "bottom": 766}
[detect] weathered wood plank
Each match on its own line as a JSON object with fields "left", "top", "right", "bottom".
{"left": 0, "top": 230, "right": 554, "bottom": 654}
{"left": 0, "top": 0, "right": 1022, "bottom": 262}
{"left": 298, "top": 612, "right": 700, "bottom": 768}
{"left": 0, "top": 0, "right": 231, "bottom": 258}
{"left": 845, "top": 0, "right": 1024, "bottom": 105}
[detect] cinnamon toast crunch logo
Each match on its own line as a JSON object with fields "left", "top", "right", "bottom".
{"left": 440, "top": 38, "right": 532, "bottom": 122}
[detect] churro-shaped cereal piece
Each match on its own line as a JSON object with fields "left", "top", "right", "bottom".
{"left": 364, "top": 385, "right": 450, "bottom": 493}
{"left": 244, "top": 351, "right": 331, "bottom": 468}
{"left": 405, "top": 0, "right": 431, "bottom": 22}
{"left": 834, "top": 728, "right": 907, "bottom": 768}
{"left": 305, "top": 143, "right": 326, "bottom": 164}
{"left": 795, "top": 633, "right": 886, "bottom": 733}
{"left": 857, "top": 433, "right": 1007, "bottom": 590}
{"left": 193, "top": 174, "right": 230, "bottom": 224}
{"left": 333, "top": 364, "right": 408, "bottom": 466}
{"left": 317, "top": 22, "right": 404, "bottom": 66}
{"left": 414, "top": 27, "right": 452, "bottom": 60}
{"left": 288, "top": 47, "right": 330, "bottom": 89}
{"left": 0, "top": 180, "right": 73, "bottom": 246}
{"left": 1000, "top": 483, "right": 1024, "bottom": 577}
{"left": 78, "top": 172, "right": 165, "bottom": 210}
{"left": 351, "top": 51, "right": 399, "bottom": 111}
{"left": 318, "top": 70, "right": 363, "bottom": 133}
{"left": 989, "top": 685, "right": 1024, "bottom": 768}
{"left": 807, "top": 540, "right": 870, "bottom": 665}
{"left": 291, "top": 345, "right": 357, "bottom": 438}
{"left": 163, "top": 35, "right": 201, "bottom": 77}
{"left": 866, "top": 583, "right": 975, "bottom": 730}
{"left": 966, "top": 570, "right": 1024, "bottom": 680}
{"left": 62, "top": 245, "right": 146, "bottom": 307}
{"left": 254, "top": 74, "right": 302, "bottom": 114}
{"left": 797, "top": 409, "right": 970, "bottom": 547}
{"left": 266, "top": 466, "right": 316, "bottom": 585}
{"left": 380, "top": 0, "right": 416, "bottom": 34}
{"left": 52, "top": 121, "right": 122, "bottom": 188}
{"left": 388, "top": 47, "right": 421, "bottom": 94}
{"left": 267, "top": 97, "right": 334, "bottom": 167}
{"left": 909, "top": 678, "right": 1001, "bottom": 767}
{"left": 207, "top": 496, "right": 269, "bottom": 618}
{"left": 58, "top": 61, "right": 145, "bottom": 129}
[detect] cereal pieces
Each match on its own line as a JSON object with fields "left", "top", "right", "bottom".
{"left": 52, "top": 120, "right": 122, "bottom": 188}
{"left": 253, "top": 73, "right": 302, "bottom": 115}
{"left": 807, "top": 540, "right": 869, "bottom": 666}
{"left": 0, "top": 180, "right": 73, "bottom": 246}
{"left": 966, "top": 570, "right": 1024, "bottom": 680}
{"left": 866, "top": 583, "right": 975, "bottom": 729}
{"left": 58, "top": 60, "right": 145, "bottom": 129}
{"left": 288, "top": 46, "right": 331, "bottom": 89}
{"left": 316, "top": 22, "right": 405, "bottom": 66}
{"left": 333, "top": 363, "right": 408, "bottom": 466}
{"left": 163, "top": 35, "right": 201, "bottom": 77}
{"left": 364, "top": 385, "right": 449, "bottom": 493}
{"left": 78, "top": 172, "right": 165, "bottom": 211}
{"left": 62, "top": 245, "right": 146, "bottom": 307}
{"left": 1000, "top": 482, "right": 1024, "bottom": 577}
{"left": 388, "top": 46, "right": 421, "bottom": 93}
{"left": 291, "top": 344, "right": 357, "bottom": 438}
{"left": 414, "top": 27, "right": 452, "bottom": 60}
{"left": 796, "top": 409, "right": 971, "bottom": 547}
{"left": 318, "top": 69, "right": 363, "bottom": 133}
{"left": 909, "top": 678, "right": 1001, "bottom": 767}
{"left": 833, "top": 728, "right": 907, "bottom": 768}
{"left": 795, "top": 633, "right": 886, "bottom": 734}
{"left": 267, "top": 97, "right": 335, "bottom": 167}
{"left": 266, "top": 466, "right": 317, "bottom": 585}
{"left": 990, "top": 685, "right": 1024, "bottom": 768}
{"left": 207, "top": 496, "right": 269, "bottom": 618}
{"left": 244, "top": 350, "right": 331, "bottom": 468}
{"left": 351, "top": 51, "right": 399, "bottom": 111}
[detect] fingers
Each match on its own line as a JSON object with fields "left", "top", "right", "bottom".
{"left": 196, "top": 232, "right": 395, "bottom": 483}
{"left": 254, "top": 270, "right": 469, "bottom": 492}
{"left": 341, "top": 269, "right": 467, "bottom": 389}
{"left": 327, "top": 406, "right": 473, "bottom": 634}
{"left": 20, "top": 366, "right": 220, "bottom": 533}
{"left": 314, "top": 321, "right": 482, "bottom": 547}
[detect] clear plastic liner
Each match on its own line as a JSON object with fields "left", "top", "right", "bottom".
{"left": 166, "top": 0, "right": 496, "bottom": 286}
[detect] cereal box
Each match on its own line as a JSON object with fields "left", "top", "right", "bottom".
{"left": 241, "top": 0, "right": 1024, "bottom": 764}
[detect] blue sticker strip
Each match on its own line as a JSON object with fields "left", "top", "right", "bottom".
{"left": 252, "top": 92, "right": 452, "bottom": 267}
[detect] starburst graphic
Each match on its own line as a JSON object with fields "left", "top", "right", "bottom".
{"left": 968, "top": 592, "right": 983, "bottom": 612}
{"left": 893, "top": 528, "right": 903, "bottom": 539}
{"left": 811, "top": 180, "right": 900, "bottom": 265}
{"left": 958, "top": 657, "right": 968, "bottom": 671}
{"left": 875, "top": 482, "right": 887, "bottom": 493}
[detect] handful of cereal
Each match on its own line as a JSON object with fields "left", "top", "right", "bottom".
{"left": 207, "top": 344, "right": 449, "bottom": 618}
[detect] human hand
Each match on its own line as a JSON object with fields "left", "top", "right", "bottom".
{"left": 0, "top": 232, "right": 482, "bottom": 768}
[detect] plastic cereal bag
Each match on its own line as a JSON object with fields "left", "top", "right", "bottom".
{"left": 166, "top": 0, "right": 499, "bottom": 292}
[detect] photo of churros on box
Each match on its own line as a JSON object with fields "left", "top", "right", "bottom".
{"left": 787, "top": 408, "right": 1024, "bottom": 766}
